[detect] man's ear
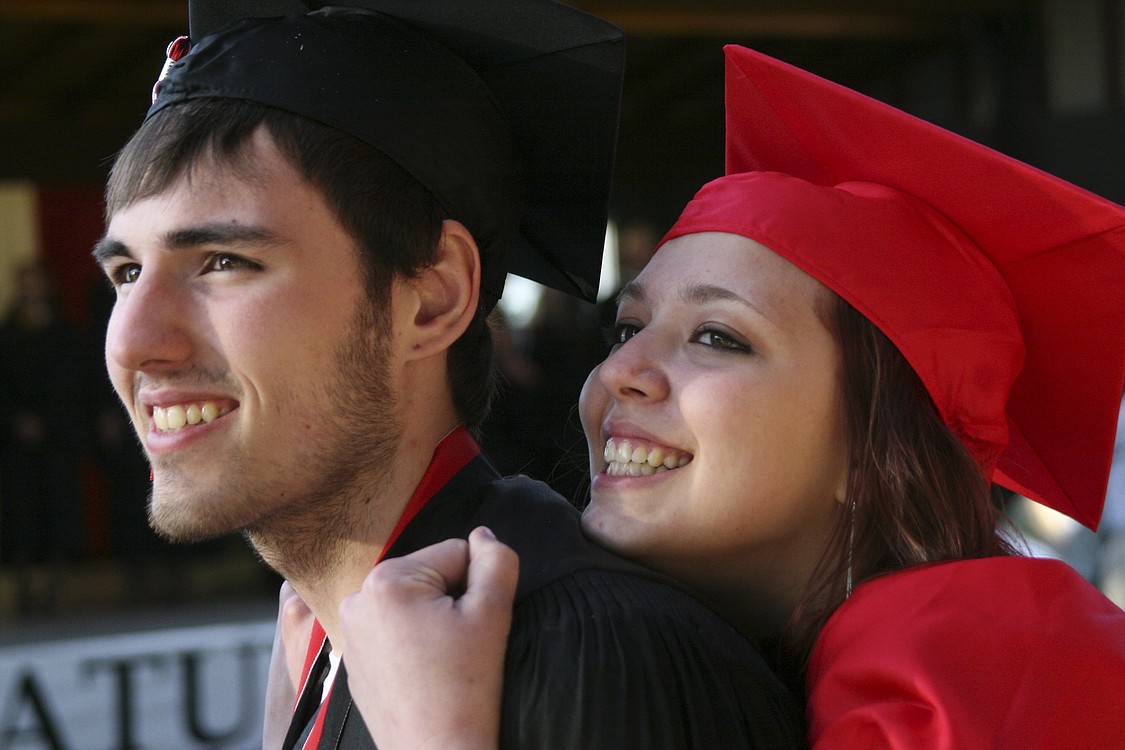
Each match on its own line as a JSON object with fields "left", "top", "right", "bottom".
{"left": 403, "top": 219, "right": 481, "bottom": 359}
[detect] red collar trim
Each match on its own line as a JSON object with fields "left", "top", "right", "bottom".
{"left": 378, "top": 424, "right": 480, "bottom": 561}
{"left": 294, "top": 425, "right": 480, "bottom": 735}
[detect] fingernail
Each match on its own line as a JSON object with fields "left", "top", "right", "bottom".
{"left": 477, "top": 526, "right": 496, "bottom": 540}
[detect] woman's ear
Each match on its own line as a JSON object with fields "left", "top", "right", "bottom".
{"left": 403, "top": 219, "right": 481, "bottom": 359}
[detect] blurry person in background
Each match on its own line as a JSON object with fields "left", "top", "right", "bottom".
{"left": 0, "top": 261, "right": 90, "bottom": 614}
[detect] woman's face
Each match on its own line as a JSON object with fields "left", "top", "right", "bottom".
{"left": 580, "top": 231, "right": 848, "bottom": 617}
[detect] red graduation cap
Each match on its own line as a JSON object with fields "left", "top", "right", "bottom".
{"left": 662, "top": 45, "right": 1125, "bottom": 529}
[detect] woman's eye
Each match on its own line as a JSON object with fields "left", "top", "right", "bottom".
{"left": 693, "top": 327, "right": 750, "bottom": 352}
{"left": 605, "top": 322, "right": 641, "bottom": 349}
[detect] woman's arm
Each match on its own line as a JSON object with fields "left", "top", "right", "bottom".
{"left": 338, "top": 526, "right": 519, "bottom": 750}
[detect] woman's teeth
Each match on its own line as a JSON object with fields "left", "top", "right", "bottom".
{"left": 603, "top": 438, "right": 691, "bottom": 476}
{"left": 152, "top": 402, "right": 231, "bottom": 432}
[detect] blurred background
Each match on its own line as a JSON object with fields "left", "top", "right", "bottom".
{"left": 0, "top": 0, "right": 1122, "bottom": 746}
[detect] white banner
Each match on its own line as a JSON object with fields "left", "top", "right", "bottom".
{"left": 0, "top": 618, "right": 275, "bottom": 750}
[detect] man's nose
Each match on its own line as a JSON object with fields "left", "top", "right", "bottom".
{"left": 104, "top": 273, "right": 194, "bottom": 374}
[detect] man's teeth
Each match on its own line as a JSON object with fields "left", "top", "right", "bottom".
{"left": 603, "top": 438, "right": 691, "bottom": 476}
{"left": 153, "top": 402, "right": 230, "bottom": 432}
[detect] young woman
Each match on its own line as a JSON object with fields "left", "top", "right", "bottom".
{"left": 328, "top": 46, "right": 1125, "bottom": 749}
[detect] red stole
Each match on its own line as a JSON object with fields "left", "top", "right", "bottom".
{"left": 294, "top": 425, "right": 480, "bottom": 749}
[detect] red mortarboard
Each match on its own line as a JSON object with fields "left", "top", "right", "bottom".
{"left": 662, "top": 45, "right": 1125, "bottom": 529}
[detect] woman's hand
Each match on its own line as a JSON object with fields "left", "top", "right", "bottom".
{"left": 262, "top": 580, "right": 315, "bottom": 750}
{"left": 339, "top": 526, "right": 519, "bottom": 750}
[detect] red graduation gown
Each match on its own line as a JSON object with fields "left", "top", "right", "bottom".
{"left": 807, "top": 557, "right": 1125, "bottom": 749}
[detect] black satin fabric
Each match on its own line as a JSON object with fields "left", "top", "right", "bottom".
{"left": 155, "top": 2, "right": 625, "bottom": 304}
{"left": 289, "top": 453, "right": 806, "bottom": 749}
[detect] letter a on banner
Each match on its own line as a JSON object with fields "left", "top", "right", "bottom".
{"left": 0, "top": 671, "right": 69, "bottom": 750}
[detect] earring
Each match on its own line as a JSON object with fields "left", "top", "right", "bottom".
{"left": 845, "top": 497, "right": 856, "bottom": 598}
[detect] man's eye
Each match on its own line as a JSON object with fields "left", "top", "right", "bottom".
{"left": 206, "top": 254, "right": 260, "bottom": 272}
{"left": 110, "top": 264, "right": 141, "bottom": 286}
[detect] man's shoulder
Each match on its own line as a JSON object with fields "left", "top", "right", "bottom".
{"left": 478, "top": 477, "right": 806, "bottom": 749}
{"left": 510, "top": 567, "right": 769, "bottom": 667}
{"left": 468, "top": 473, "right": 671, "bottom": 596}
{"left": 477, "top": 475, "right": 775, "bottom": 672}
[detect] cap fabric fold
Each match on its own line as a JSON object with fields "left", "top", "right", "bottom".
{"left": 662, "top": 45, "right": 1125, "bottom": 529}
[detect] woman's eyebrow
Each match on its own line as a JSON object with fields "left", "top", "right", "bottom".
{"left": 616, "top": 278, "right": 648, "bottom": 307}
{"left": 682, "top": 281, "right": 775, "bottom": 325}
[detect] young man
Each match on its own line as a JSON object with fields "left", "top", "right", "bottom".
{"left": 94, "top": 3, "right": 804, "bottom": 748}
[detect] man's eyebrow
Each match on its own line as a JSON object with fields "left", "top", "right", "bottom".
{"left": 92, "top": 237, "right": 127, "bottom": 265}
{"left": 92, "top": 224, "right": 283, "bottom": 265}
{"left": 164, "top": 224, "right": 281, "bottom": 249}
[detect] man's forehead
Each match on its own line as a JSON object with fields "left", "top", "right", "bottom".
{"left": 111, "top": 131, "right": 298, "bottom": 222}
{"left": 185, "top": 127, "right": 292, "bottom": 187}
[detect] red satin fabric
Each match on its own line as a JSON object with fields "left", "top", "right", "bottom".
{"left": 807, "top": 557, "right": 1125, "bottom": 749}
{"left": 677, "top": 45, "right": 1125, "bottom": 530}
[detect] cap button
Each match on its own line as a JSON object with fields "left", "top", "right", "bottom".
{"left": 152, "top": 35, "right": 192, "bottom": 104}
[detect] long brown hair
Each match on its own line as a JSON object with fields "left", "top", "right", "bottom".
{"left": 785, "top": 293, "right": 1017, "bottom": 668}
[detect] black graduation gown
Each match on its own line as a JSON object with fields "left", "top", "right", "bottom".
{"left": 285, "top": 453, "right": 806, "bottom": 749}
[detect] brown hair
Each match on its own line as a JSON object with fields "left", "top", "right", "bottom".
{"left": 106, "top": 98, "right": 496, "bottom": 431}
{"left": 785, "top": 293, "right": 1016, "bottom": 667}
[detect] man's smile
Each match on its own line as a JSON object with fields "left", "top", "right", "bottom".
{"left": 152, "top": 401, "right": 234, "bottom": 432}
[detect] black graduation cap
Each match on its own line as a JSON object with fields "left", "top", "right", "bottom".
{"left": 150, "top": 0, "right": 625, "bottom": 306}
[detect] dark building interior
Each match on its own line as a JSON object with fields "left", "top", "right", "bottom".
{"left": 0, "top": 0, "right": 1121, "bottom": 615}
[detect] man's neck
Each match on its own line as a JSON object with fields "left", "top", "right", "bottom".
{"left": 251, "top": 418, "right": 462, "bottom": 656}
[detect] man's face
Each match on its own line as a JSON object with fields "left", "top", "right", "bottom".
{"left": 97, "top": 130, "right": 401, "bottom": 545}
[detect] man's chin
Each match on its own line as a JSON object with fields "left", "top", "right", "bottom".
{"left": 147, "top": 493, "right": 241, "bottom": 544}
{"left": 149, "top": 517, "right": 233, "bottom": 544}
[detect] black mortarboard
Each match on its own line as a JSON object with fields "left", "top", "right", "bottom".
{"left": 149, "top": 1, "right": 625, "bottom": 306}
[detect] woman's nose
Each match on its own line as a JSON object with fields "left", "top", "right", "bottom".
{"left": 596, "top": 330, "right": 671, "bottom": 403}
